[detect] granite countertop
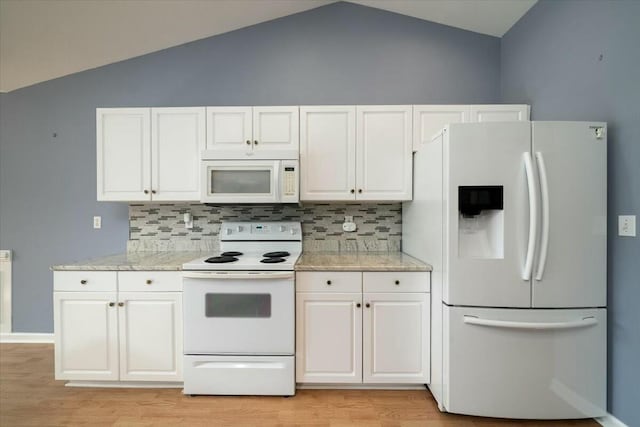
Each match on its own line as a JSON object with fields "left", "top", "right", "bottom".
{"left": 52, "top": 251, "right": 431, "bottom": 272}
{"left": 294, "top": 252, "right": 431, "bottom": 272}
{"left": 51, "top": 251, "right": 206, "bottom": 271}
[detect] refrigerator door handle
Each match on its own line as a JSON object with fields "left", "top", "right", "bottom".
{"left": 535, "top": 152, "right": 550, "bottom": 281}
{"left": 463, "top": 315, "right": 597, "bottom": 330}
{"left": 522, "top": 152, "right": 538, "bottom": 280}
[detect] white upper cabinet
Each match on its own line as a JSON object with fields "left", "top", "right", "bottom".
{"left": 300, "top": 105, "right": 412, "bottom": 202}
{"left": 151, "top": 108, "right": 205, "bottom": 201}
{"left": 253, "top": 107, "right": 299, "bottom": 153}
{"left": 413, "top": 105, "right": 469, "bottom": 150}
{"left": 205, "top": 106, "right": 299, "bottom": 157}
{"left": 97, "top": 108, "right": 151, "bottom": 201}
{"left": 356, "top": 105, "right": 413, "bottom": 201}
{"left": 300, "top": 106, "right": 356, "bottom": 201}
{"left": 469, "top": 104, "right": 530, "bottom": 123}
{"left": 413, "top": 104, "right": 530, "bottom": 151}
{"left": 205, "top": 107, "right": 252, "bottom": 154}
{"left": 97, "top": 107, "right": 205, "bottom": 201}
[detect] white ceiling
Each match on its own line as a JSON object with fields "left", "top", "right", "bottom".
{"left": 0, "top": 0, "right": 537, "bottom": 93}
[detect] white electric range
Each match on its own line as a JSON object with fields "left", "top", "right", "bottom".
{"left": 182, "top": 221, "right": 301, "bottom": 396}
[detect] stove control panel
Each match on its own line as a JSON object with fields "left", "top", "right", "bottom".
{"left": 220, "top": 221, "right": 302, "bottom": 241}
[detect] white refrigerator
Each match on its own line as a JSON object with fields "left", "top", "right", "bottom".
{"left": 403, "top": 121, "right": 607, "bottom": 419}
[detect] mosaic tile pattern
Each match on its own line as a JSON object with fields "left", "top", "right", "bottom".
{"left": 128, "top": 203, "right": 402, "bottom": 252}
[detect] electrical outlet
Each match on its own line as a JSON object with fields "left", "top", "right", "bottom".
{"left": 618, "top": 215, "right": 636, "bottom": 237}
{"left": 343, "top": 215, "right": 357, "bottom": 232}
{"left": 93, "top": 216, "right": 102, "bottom": 229}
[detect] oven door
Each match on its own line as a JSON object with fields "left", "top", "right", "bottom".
{"left": 183, "top": 271, "right": 294, "bottom": 355}
{"left": 201, "top": 160, "right": 279, "bottom": 203}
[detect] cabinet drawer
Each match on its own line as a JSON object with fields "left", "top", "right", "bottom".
{"left": 296, "top": 272, "right": 361, "bottom": 293}
{"left": 118, "top": 271, "right": 182, "bottom": 292}
{"left": 363, "top": 272, "right": 430, "bottom": 293}
{"left": 54, "top": 271, "right": 117, "bottom": 292}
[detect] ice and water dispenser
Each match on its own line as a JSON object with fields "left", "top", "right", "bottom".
{"left": 458, "top": 186, "right": 504, "bottom": 259}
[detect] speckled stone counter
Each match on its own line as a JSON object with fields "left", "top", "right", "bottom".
{"left": 51, "top": 252, "right": 206, "bottom": 271}
{"left": 294, "top": 252, "right": 431, "bottom": 272}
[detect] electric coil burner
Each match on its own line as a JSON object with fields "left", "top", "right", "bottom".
{"left": 220, "top": 251, "right": 243, "bottom": 257}
{"left": 260, "top": 257, "right": 286, "bottom": 263}
{"left": 182, "top": 221, "right": 301, "bottom": 396}
{"left": 263, "top": 251, "right": 291, "bottom": 258}
{"left": 204, "top": 256, "right": 238, "bottom": 263}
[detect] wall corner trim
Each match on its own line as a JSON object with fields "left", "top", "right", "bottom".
{"left": 0, "top": 333, "right": 54, "bottom": 343}
{"left": 596, "top": 413, "right": 630, "bottom": 427}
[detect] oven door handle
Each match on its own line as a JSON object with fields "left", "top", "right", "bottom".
{"left": 183, "top": 271, "right": 294, "bottom": 280}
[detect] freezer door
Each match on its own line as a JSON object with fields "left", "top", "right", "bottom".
{"left": 443, "top": 305, "right": 606, "bottom": 419}
{"left": 445, "top": 122, "right": 532, "bottom": 307}
{"left": 531, "top": 122, "right": 607, "bottom": 308}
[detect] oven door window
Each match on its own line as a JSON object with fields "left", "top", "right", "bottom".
{"left": 205, "top": 293, "right": 271, "bottom": 318}
{"left": 210, "top": 170, "right": 272, "bottom": 194}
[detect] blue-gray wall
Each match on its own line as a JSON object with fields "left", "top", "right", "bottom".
{"left": 0, "top": 2, "right": 500, "bottom": 333}
{"left": 501, "top": 1, "right": 640, "bottom": 425}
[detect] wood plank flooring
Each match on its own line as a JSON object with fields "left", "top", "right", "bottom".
{"left": 0, "top": 344, "right": 599, "bottom": 427}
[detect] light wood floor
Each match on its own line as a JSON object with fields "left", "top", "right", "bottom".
{"left": 0, "top": 344, "right": 599, "bottom": 427}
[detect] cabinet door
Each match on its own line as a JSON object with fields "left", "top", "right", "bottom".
{"left": 118, "top": 292, "right": 183, "bottom": 381}
{"left": 296, "top": 292, "right": 362, "bottom": 383}
{"left": 300, "top": 106, "right": 356, "bottom": 201}
{"left": 356, "top": 106, "right": 412, "bottom": 201}
{"left": 413, "top": 105, "right": 468, "bottom": 151}
{"left": 151, "top": 107, "right": 205, "bottom": 201}
{"left": 54, "top": 291, "right": 119, "bottom": 381}
{"left": 205, "top": 107, "right": 252, "bottom": 154}
{"left": 96, "top": 108, "right": 151, "bottom": 201}
{"left": 363, "top": 292, "right": 430, "bottom": 384}
{"left": 469, "top": 105, "right": 530, "bottom": 122}
{"left": 252, "top": 106, "right": 299, "bottom": 154}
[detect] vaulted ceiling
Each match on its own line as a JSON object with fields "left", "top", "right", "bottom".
{"left": 0, "top": 0, "right": 537, "bottom": 92}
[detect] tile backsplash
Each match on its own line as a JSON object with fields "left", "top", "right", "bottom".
{"left": 128, "top": 203, "right": 401, "bottom": 252}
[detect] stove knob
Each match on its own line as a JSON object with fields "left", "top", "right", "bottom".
{"left": 225, "top": 228, "right": 232, "bottom": 235}
{"left": 237, "top": 226, "right": 243, "bottom": 232}
{"left": 279, "top": 225, "right": 286, "bottom": 232}
{"left": 290, "top": 228, "right": 296, "bottom": 235}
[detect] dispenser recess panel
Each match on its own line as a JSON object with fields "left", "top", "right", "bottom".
{"left": 458, "top": 186, "right": 503, "bottom": 218}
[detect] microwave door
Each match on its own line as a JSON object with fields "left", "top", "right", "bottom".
{"left": 202, "top": 161, "right": 279, "bottom": 203}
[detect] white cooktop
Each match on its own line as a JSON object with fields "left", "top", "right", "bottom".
{"left": 182, "top": 221, "right": 302, "bottom": 271}
{"left": 182, "top": 251, "right": 301, "bottom": 271}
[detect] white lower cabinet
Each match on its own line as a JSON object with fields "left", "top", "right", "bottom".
{"left": 118, "top": 292, "right": 183, "bottom": 381}
{"left": 54, "top": 291, "right": 119, "bottom": 381}
{"left": 53, "top": 271, "right": 182, "bottom": 383}
{"left": 363, "top": 292, "right": 430, "bottom": 383}
{"left": 296, "top": 271, "right": 430, "bottom": 385}
{"left": 296, "top": 292, "right": 363, "bottom": 383}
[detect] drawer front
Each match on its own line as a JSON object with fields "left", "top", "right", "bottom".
{"left": 53, "top": 271, "right": 117, "bottom": 292}
{"left": 363, "top": 272, "right": 430, "bottom": 293}
{"left": 118, "top": 271, "right": 182, "bottom": 292}
{"left": 296, "top": 272, "right": 361, "bottom": 293}
{"left": 184, "top": 355, "right": 295, "bottom": 396}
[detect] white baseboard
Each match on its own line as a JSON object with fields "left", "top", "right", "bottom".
{"left": 297, "top": 384, "right": 427, "bottom": 390}
{"left": 0, "top": 332, "right": 54, "bottom": 343}
{"left": 66, "top": 381, "right": 183, "bottom": 389}
{"left": 596, "top": 413, "right": 629, "bottom": 427}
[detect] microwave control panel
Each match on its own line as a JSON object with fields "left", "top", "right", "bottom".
{"left": 283, "top": 166, "right": 297, "bottom": 196}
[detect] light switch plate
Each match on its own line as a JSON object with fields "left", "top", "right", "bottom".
{"left": 618, "top": 215, "right": 636, "bottom": 237}
{"left": 93, "top": 216, "right": 102, "bottom": 229}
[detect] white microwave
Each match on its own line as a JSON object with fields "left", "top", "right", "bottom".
{"left": 201, "top": 160, "right": 299, "bottom": 204}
